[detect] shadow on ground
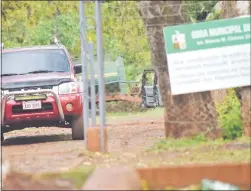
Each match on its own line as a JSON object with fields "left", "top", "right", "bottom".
{"left": 2, "top": 134, "right": 72, "bottom": 146}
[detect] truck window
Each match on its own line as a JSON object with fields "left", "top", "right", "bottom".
{"left": 2, "top": 49, "right": 70, "bottom": 76}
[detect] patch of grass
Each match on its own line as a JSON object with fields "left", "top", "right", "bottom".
{"left": 149, "top": 135, "right": 250, "bottom": 153}
{"left": 39, "top": 165, "right": 95, "bottom": 189}
{"left": 96, "top": 107, "right": 164, "bottom": 122}
{"left": 233, "top": 136, "right": 251, "bottom": 144}
{"left": 142, "top": 146, "right": 250, "bottom": 168}
{"left": 174, "top": 149, "right": 251, "bottom": 165}
{"left": 142, "top": 135, "right": 250, "bottom": 167}
{"left": 149, "top": 134, "right": 222, "bottom": 152}
{"left": 107, "top": 107, "right": 163, "bottom": 118}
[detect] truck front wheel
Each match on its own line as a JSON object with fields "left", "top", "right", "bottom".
{"left": 71, "top": 115, "right": 84, "bottom": 140}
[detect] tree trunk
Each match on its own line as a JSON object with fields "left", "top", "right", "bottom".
{"left": 235, "top": 1, "right": 251, "bottom": 137}
{"left": 221, "top": 1, "right": 251, "bottom": 137}
{"left": 138, "top": 1, "right": 219, "bottom": 138}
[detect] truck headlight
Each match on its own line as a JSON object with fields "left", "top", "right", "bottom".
{"left": 58, "top": 82, "right": 82, "bottom": 95}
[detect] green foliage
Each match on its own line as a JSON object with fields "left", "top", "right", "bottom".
{"left": 2, "top": 1, "right": 150, "bottom": 81}
{"left": 216, "top": 89, "right": 243, "bottom": 140}
{"left": 205, "top": 1, "right": 223, "bottom": 21}
{"left": 28, "top": 20, "right": 54, "bottom": 45}
{"left": 183, "top": 1, "right": 219, "bottom": 23}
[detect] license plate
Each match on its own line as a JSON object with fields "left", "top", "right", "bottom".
{"left": 22, "top": 100, "right": 42, "bottom": 110}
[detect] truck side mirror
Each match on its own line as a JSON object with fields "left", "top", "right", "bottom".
{"left": 74, "top": 64, "right": 82, "bottom": 74}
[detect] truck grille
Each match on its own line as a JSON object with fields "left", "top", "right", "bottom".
{"left": 12, "top": 103, "right": 53, "bottom": 114}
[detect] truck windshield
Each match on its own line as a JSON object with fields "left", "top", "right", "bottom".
{"left": 1, "top": 49, "right": 71, "bottom": 76}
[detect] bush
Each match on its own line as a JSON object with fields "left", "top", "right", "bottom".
{"left": 216, "top": 89, "right": 243, "bottom": 140}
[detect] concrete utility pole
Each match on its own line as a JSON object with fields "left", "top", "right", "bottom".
{"left": 95, "top": 0, "right": 106, "bottom": 152}
{"left": 79, "top": 1, "right": 89, "bottom": 145}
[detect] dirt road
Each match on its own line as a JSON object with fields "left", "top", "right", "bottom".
{"left": 2, "top": 115, "right": 165, "bottom": 173}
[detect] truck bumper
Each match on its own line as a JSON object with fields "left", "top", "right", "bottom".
{"left": 1, "top": 89, "right": 82, "bottom": 126}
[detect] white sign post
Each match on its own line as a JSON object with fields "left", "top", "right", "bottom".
{"left": 163, "top": 16, "right": 251, "bottom": 95}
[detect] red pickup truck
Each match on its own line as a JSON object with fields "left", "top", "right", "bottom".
{"left": 1, "top": 44, "right": 84, "bottom": 142}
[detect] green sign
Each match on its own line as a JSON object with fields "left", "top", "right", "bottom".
{"left": 163, "top": 16, "right": 250, "bottom": 54}
{"left": 163, "top": 16, "right": 251, "bottom": 95}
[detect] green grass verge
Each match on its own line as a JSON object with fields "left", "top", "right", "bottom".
{"left": 39, "top": 165, "right": 95, "bottom": 189}
{"left": 37, "top": 136, "right": 249, "bottom": 189}
{"left": 143, "top": 135, "right": 250, "bottom": 167}
{"left": 96, "top": 107, "right": 164, "bottom": 122}
{"left": 149, "top": 135, "right": 250, "bottom": 152}
{"left": 107, "top": 107, "right": 164, "bottom": 117}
